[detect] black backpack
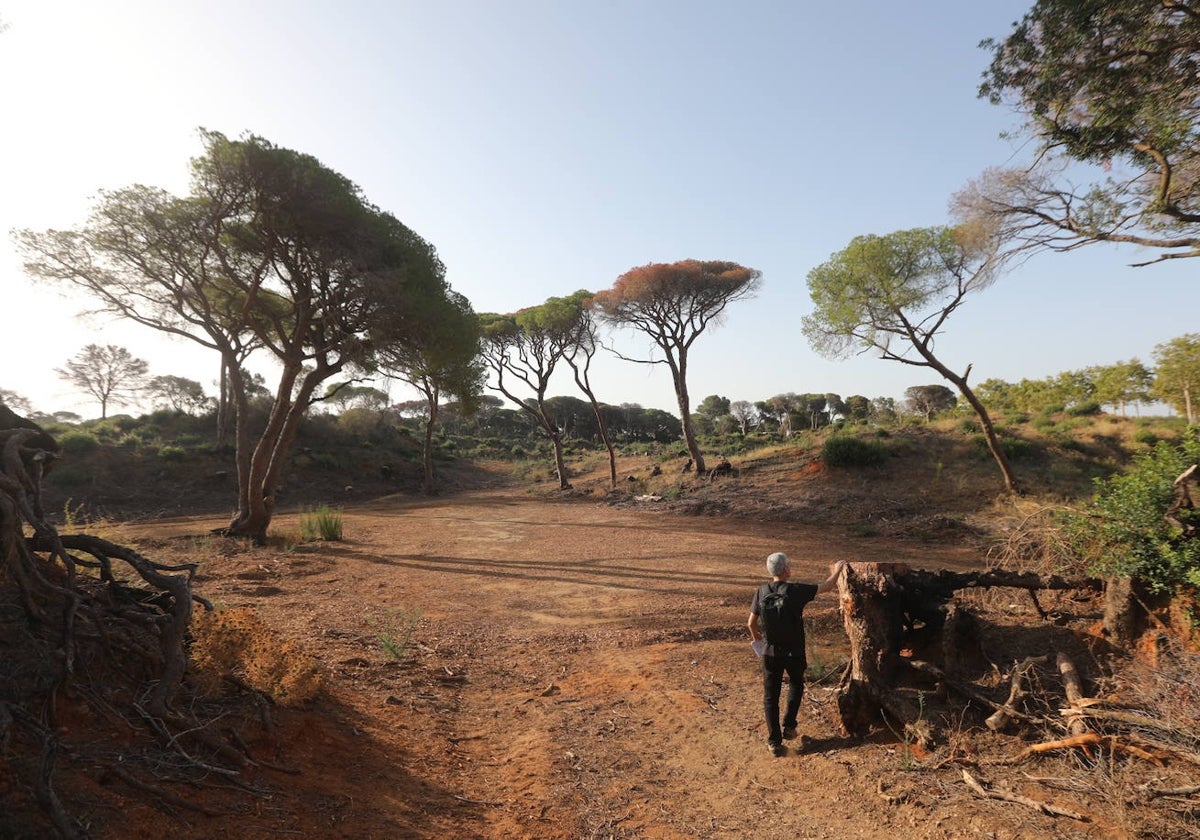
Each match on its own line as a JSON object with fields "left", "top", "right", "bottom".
{"left": 759, "top": 583, "right": 798, "bottom": 652}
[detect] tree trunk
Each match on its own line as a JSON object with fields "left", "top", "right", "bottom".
{"left": 421, "top": 402, "right": 438, "bottom": 496}
{"left": 836, "top": 563, "right": 910, "bottom": 735}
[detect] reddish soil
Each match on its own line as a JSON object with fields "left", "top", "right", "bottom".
{"left": 76, "top": 471, "right": 1162, "bottom": 840}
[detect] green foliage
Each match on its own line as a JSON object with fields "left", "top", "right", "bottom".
{"left": 300, "top": 506, "right": 344, "bottom": 542}
{"left": 310, "top": 452, "right": 340, "bottom": 471}
{"left": 157, "top": 445, "right": 186, "bottom": 461}
{"left": 821, "top": 436, "right": 888, "bottom": 467}
{"left": 1133, "top": 429, "right": 1160, "bottom": 447}
{"left": 1000, "top": 437, "right": 1039, "bottom": 461}
{"left": 1060, "top": 433, "right": 1200, "bottom": 593}
{"left": 57, "top": 431, "right": 100, "bottom": 455}
{"left": 1066, "top": 401, "right": 1101, "bottom": 417}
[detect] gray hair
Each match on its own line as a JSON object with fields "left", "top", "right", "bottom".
{"left": 766, "top": 552, "right": 789, "bottom": 576}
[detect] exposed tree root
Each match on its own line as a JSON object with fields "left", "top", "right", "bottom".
{"left": 0, "top": 415, "right": 265, "bottom": 836}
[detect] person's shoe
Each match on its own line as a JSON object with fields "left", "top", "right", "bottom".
{"left": 782, "top": 726, "right": 797, "bottom": 740}
{"left": 767, "top": 741, "right": 785, "bottom": 757}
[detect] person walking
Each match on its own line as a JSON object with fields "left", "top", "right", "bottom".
{"left": 748, "top": 552, "right": 847, "bottom": 757}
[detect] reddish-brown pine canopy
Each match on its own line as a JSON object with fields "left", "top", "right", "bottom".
{"left": 593, "top": 259, "right": 761, "bottom": 312}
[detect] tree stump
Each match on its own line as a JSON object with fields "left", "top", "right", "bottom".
{"left": 836, "top": 563, "right": 932, "bottom": 743}
{"left": 833, "top": 563, "right": 1103, "bottom": 749}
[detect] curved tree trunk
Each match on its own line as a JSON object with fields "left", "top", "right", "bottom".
{"left": 957, "top": 382, "right": 1020, "bottom": 496}
{"left": 919, "top": 354, "right": 1020, "bottom": 496}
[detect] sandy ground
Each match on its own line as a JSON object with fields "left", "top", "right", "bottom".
{"left": 69, "top": 482, "right": 1150, "bottom": 840}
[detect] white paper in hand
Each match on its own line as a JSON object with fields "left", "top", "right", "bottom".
{"left": 751, "top": 639, "right": 766, "bottom": 657}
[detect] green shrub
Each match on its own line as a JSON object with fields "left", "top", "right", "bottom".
{"left": 310, "top": 452, "right": 339, "bottom": 471}
{"left": 1060, "top": 433, "right": 1200, "bottom": 593}
{"left": 1133, "top": 429, "right": 1160, "bottom": 447}
{"left": 300, "top": 505, "right": 344, "bottom": 541}
{"left": 1067, "top": 402, "right": 1102, "bottom": 417}
{"left": 58, "top": 431, "right": 100, "bottom": 455}
{"left": 157, "top": 445, "right": 187, "bottom": 461}
{"left": 1000, "top": 437, "right": 1039, "bottom": 461}
{"left": 821, "top": 436, "right": 888, "bottom": 467}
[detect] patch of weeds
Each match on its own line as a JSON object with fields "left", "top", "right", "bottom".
{"left": 845, "top": 523, "right": 879, "bottom": 538}
{"left": 300, "top": 505, "right": 344, "bottom": 541}
{"left": 371, "top": 607, "right": 422, "bottom": 662}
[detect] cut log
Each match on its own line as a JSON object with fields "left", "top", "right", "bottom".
{"left": 836, "top": 563, "right": 909, "bottom": 736}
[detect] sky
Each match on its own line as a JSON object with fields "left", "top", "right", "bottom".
{"left": 1, "top": 1, "right": 1194, "bottom": 420}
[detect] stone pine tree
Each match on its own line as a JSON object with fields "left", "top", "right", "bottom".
{"left": 803, "top": 226, "right": 1021, "bottom": 495}
{"left": 591, "top": 259, "right": 761, "bottom": 475}
{"left": 55, "top": 344, "right": 148, "bottom": 419}
{"left": 558, "top": 291, "right": 620, "bottom": 490}
{"left": 479, "top": 297, "right": 581, "bottom": 490}
{"left": 20, "top": 130, "right": 450, "bottom": 543}
{"left": 375, "top": 289, "right": 485, "bottom": 495}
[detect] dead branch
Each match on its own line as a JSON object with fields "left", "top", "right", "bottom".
{"left": 994, "top": 733, "right": 1169, "bottom": 767}
{"left": 986, "top": 656, "right": 1049, "bottom": 732}
{"left": 1056, "top": 653, "right": 1091, "bottom": 741}
{"left": 1064, "top": 705, "right": 1192, "bottom": 736}
{"left": 961, "top": 769, "right": 1089, "bottom": 821}
{"left": 907, "top": 659, "right": 1053, "bottom": 728}
{"left": 1139, "top": 782, "right": 1200, "bottom": 800}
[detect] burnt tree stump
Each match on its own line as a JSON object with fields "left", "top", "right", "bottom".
{"left": 834, "top": 562, "right": 1103, "bottom": 748}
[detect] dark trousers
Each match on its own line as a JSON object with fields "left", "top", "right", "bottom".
{"left": 762, "top": 652, "right": 805, "bottom": 744}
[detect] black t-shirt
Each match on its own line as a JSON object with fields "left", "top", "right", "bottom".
{"left": 750, "top": 581, "right": 818, "bottom": 663}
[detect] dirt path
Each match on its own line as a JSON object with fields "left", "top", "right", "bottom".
{"left": 108, "top": 489, "right": 1111, "bottom": 840}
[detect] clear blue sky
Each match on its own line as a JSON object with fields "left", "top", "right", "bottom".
{"left": 1, "top": 1, "right": 1193, "bottom": 418}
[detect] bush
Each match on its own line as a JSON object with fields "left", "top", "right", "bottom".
{"left": 1067, "top": 402, "right": 1102, "bottom": 417}
{"left": 1060, "top": 432, "right": 1200, "bottom": 593}
{"left": 57, "top": 431, "right": 100, "bottom": 455}
{"left": 1133, "top": 429, "right": 1160, "bottom": 447}
{"left": 157, "top": 445, "right": 186, "bottom": 461}
{"left": 1000, "top": 437, "right": 1039, "bottom": 461}
{"left": 821, "top": 436, "right": 888, "bottom": 467}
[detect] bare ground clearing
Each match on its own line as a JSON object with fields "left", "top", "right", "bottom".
{"left": 71, "top": 482, "right": 1155, "bottom": 840}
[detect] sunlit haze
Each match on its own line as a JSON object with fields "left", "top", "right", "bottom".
{"left": 1, "top": 1, "right": 1193, "bottom": 419}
